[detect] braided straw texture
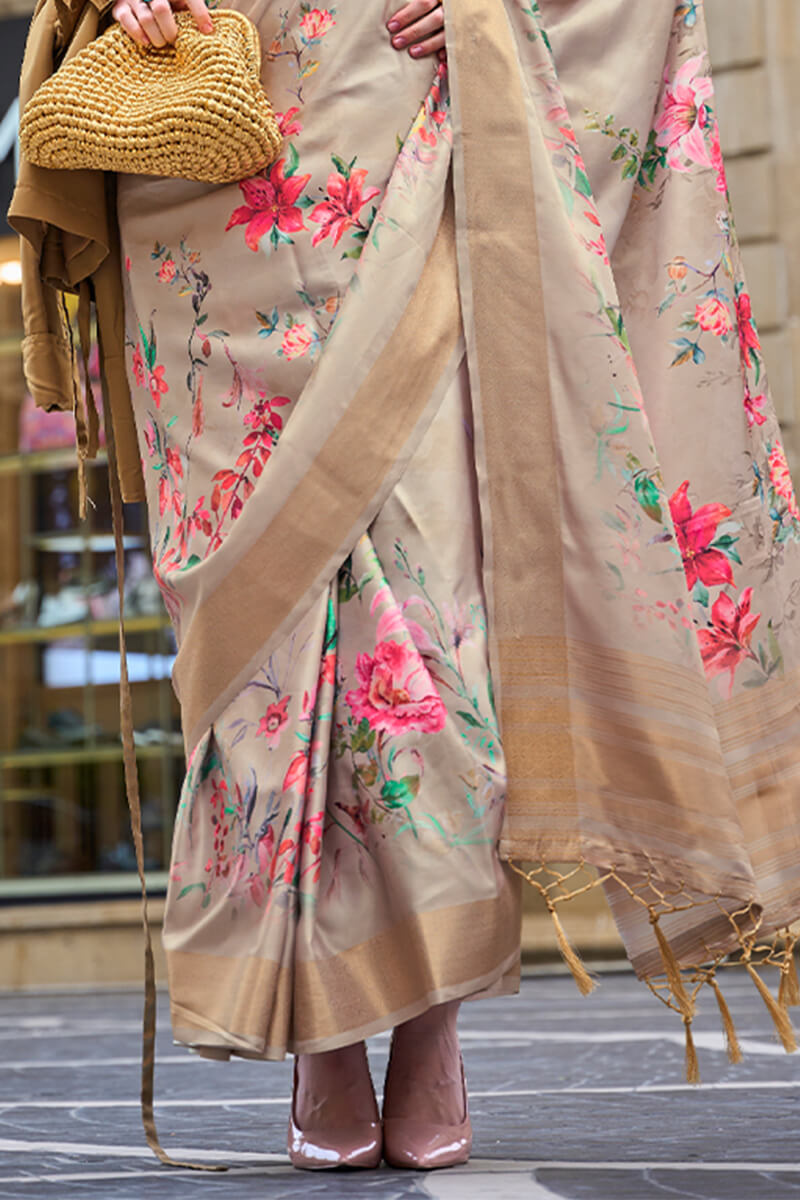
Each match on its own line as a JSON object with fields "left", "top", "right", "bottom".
{"left": 20, "top": 10, "right": 282, "bottom": 183}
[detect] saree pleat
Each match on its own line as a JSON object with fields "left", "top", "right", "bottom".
{"left": 119, "top": 0, "right": 800, "bottom": 1063}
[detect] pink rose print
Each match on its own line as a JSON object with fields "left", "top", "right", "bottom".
{"left": 281, "top": 323, "right": 314, "bottom": 361}
{"left": 696, "top": 587, "right": 761, "bottom": 697}
{"left": 311, "top": 165, "right": 381, "bottom": 247}
{"left": 345, "top": 640, "right": 447, "bottom": 736}
{"left": 669, "top": 480, "right": 734, "bottom": 591}
{"left": 695, "top": 295, "right": 732, "bottom": 338}
{"left": 654, "top": 54, "right": 715, "bottom": 172}
{"left": 132, "top": 344, "right": 145, "bottom": 388}
{"left": 300, "top": 8, "right": 335, "bottom": 40}
{"left": 257, "top": 694, "right": 290, "bottom": 743}
{"left": 277, "top": 107, "right": 303, "bottom": 138}
{"left": 225, "top": 159, "right": 312, "bottom": 251}
{"left": 157, "top": 258, "right": 177, "bottom": 283}
{"left": 743, "top": 389, "right": 767, "bottom": 429}
{"left": 148, "top": 364, "right": 169, "bottom": 408}
{"left": 768, "top": 441, "right": 800, "bottom": 521}
{"left": 735, "top": 290, "right": 761, "bottom": 368}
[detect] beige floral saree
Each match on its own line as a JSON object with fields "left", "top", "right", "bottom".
{"left": 116, "top": 0, "right": 800, "bottom": 1086}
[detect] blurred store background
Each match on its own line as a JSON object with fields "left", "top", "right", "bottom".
{"left": 0, "top": 0, "right": 798, "bottom": 988}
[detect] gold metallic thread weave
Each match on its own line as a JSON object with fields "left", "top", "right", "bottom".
{"left": 19, "top": 11, "right": 281, "bottom": 183}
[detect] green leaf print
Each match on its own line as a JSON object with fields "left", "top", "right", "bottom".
{"left": 331, "top": 153, "right": 352, "bottom": 180}
{"left": 457, "top": 710, "right": 482, "bottom": 729}
{"left": 381, "top": 775, "right": 420, "bottom": 808}
{"left": 284, "top": 142, "right": 300, "bottom": 179}
{"left": 351, "top": 719, "right": 376, "bottom": 754}
{"left": 634, "top": 474, "right": 663, "bottom": 523}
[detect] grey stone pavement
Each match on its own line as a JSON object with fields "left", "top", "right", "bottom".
{"left": 1, "top": 966, "right": 800, "bottom": 1199}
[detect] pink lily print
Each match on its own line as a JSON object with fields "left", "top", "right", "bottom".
{"left": 653, "top": 54, "right": 715, "bottom": 174}
{"left": 668, "top": 480, "right": 740, "bottom": 593}
{"left": 696, "top": 587, "right": 761, "bottom": 697}
{"left": 226, "top": 149, "right": 312, "bottom": 253}
{"left": 310, "top": 154, "right": 381, "bottom": 258}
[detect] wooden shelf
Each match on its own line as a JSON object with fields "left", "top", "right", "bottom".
{"left": 28, "top": 532, "right": 144, "bottom": 553}
{"left": 0, "top": 872, "right": 170, "bottom": 903}
{"left": 0, "top": 614, "right": 171, "bottom": 645}
{"left": 0, "top": 448, "right": 108, "bottom": 476}
{"left": 0, "top": 743, "right": 184, "bottom": 770}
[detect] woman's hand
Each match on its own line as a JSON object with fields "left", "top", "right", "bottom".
{"left": 387, "top": 1, "right": 446, "bottom": 61}
{"left": 111, "top": 0, "right": 213, "bottom": 47}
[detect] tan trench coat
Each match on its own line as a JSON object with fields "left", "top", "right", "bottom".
{"left": 8, "top": 0, "right": 144, "bottom": 503}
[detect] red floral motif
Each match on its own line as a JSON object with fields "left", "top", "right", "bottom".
{"left": 148, "top": 364, "right": 169, "bottom": 408}
{"left": 735, "top": 290, "right": 761, "bottom": 367}
{"left": 209, "top": 394, "right": 290, "bottom": 548}
{"left": 283, "top": 749, "right": 309, "bottom": 795}
{"left": 225, "top": 160, "right": 312, "bottom": 251}
{"left": 709, "top": 120, "right": 727, "bottom": 194}
{"left": 281, "top": 323, "right": 314, "bottom": 360}
{"left": 345, "top": 639, "right": 447, "bottom": 736}
{"left": 157, "top": 445, "right": 183, "bottom": 519}
{"left": 256, "top": 695, "right": 290, "bottom": 743}
{"left": 768, "top": 441, "right": 800, "bottom": 521}
{"left": 669, "top": 480, "right": 734, "bottom": 591}
{"left": 132, "top": 344, "right": 145, "bottom": 387}
{"left": 310, "top": 166, "right": 381, "bottom": 248}
{"left": 695, "top": 295, "right": 732, "bottom": 338}
{"left": 743, "top": 389, "right": 767, "bottom": 429}
{"left": 157, "top": 258, "right": 177, "bottom": 284}
{"left": 300, "top": 7, "right": 335, "bottom": 40}
{"left": 276, "top": 107, "right": 303, "bottom": 138}
{"left": 256, "top": 827, "right": 275, "bottom": 874}
{"left": 696, "top": 587, "right": 761, "bottom": 697}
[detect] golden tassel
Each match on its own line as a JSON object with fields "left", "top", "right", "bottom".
{"left": 548, "top": 903, "right": 596, "bottom": 996}
{"left": 683, "top": 1016, "right": 700, "bottom": 1085}
{"left": 746, "top": 963, "right": 798, "bottom": 1053}
{"left": 651, "top": 915, "right": 693, "bottom": 1019}
{"left": 710, "top": 978, "right": 742, "bottom": 1064}
{"left": 778, "top": 938, "right": 800, "bottom": 1009}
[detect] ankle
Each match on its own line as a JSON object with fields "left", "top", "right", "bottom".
{"left": 393, "top": 999, "right": 461, "bottom": 1041}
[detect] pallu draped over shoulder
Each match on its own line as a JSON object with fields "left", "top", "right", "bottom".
{"left": 116, "top": 0, "right": 800, "bottom": 1076}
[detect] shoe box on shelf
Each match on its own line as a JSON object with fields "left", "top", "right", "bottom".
{"left": 0, "top": 242, "right": 183, "bottom": 902}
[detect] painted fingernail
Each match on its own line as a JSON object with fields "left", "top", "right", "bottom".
{"left": 387, "top": 19, "right": 399, "bottom": 30}
{"left": 410, "top": 44, "right": 422, "bottom": 55}
{"left": 393, "top": 35, "right": 406, "bottom": 46}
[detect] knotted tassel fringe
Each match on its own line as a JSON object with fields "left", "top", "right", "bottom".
{"left": 710, "top": 978, "right": 742, "bottom": 1064}
{"left": 651, "top": 916, "right": 693, "bottom": 1019}
{"left": 548, "top": 903, "right": 596, "bottom": 996}
{"left": 683, "top": 1016, "right": 700, "bottom": 1085}
{"left": 746, "top": 963, "right": 797, "bottom": 1054}
{"left": 778, "top": 938, "right": 800, "bottom": 1009}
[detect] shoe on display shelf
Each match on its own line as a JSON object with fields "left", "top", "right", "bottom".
{"left": 0, "top": 579, "right": 40, "bottom": 627}
{"left": 37, "top": 586, "right": 89, "bottom": 627}
{"left": 47, "top": 708, "right": 107, "bottom": 745}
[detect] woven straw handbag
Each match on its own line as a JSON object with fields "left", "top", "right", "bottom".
{"left": 19, "top": 10, "right": 282, "bottom": 184}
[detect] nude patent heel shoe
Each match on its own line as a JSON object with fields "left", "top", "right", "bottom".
{"left": 287, "top": 1058, "right": 383, "bottom": 1170}
{"left": 382, "top": 1052, "right": 472, "bottom": 1170}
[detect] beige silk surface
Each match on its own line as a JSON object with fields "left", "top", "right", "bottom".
{"left": 119, "top": 0, "right": 800, "bottom": 1063}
